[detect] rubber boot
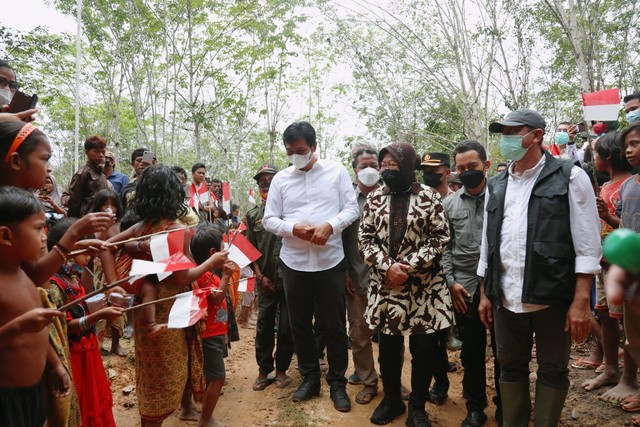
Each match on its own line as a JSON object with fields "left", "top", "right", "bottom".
{"left": 499, "top": 381, "right": 530, "bottom": 427}
{"left": 533, "top": 383, "right": 568, "bottom": 427}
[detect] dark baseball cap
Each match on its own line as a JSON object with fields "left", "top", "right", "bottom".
{"left": 253, "top": 163, "right": 278, "bottom": 181}
{"left": 489, "top": 108, "right": 546, "bottom": 133}
{"left": 420, "top": 152, "right": 450, "bottom": 168}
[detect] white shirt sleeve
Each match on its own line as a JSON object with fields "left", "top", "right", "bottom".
{"left": 263, "top": 175, "right": 295, "bottom": 237}
{"left": 327, "top": 166, "right": 359, "bottom": 234}
{"left": 476, "top": 187, "right": 490, "bottom": 278}
{"left": 568, "top": 166, "right": 602, "bottom": 274}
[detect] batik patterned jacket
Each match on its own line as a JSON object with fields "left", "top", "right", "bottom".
{"left": 359, "top": 182, "right": 453, "bottom": 335}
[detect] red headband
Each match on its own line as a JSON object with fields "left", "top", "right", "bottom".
{"left": 4, "top": 124, "right": 38, "bottom": 163}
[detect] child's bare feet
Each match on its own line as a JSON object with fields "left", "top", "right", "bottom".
{"left": 582, "top": 368, "right": 620, "bottom": 391}
{"left": 599, "top": 382, "right": 640, "bottom": 403}
{"left": 110, "top": 344, "right": 130, "bottom": 356}
{"left": 143, "top": 322, "right": 167, "bottom": 338}
{"left": 179, "top": 406, "right": 201, "bottom": 421}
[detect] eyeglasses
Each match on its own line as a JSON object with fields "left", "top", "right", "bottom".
{"left": 380, "top": 162, "right": 400, "bottom": 169}
{"left": 0, "top": 77, "right": 19, "bottom": 92}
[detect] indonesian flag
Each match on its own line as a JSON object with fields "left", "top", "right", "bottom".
{"left": 237, "top": 221, "right": 247, "bottom": 233}
{"left": 222, "top": 182, "right": 231, "bottom": 213}
{"left": 582, "top": 88, "right": 620, "bottom": 121}
{"left": 549, "top": 144, "right": 561, "bottom": 156}
{"left": 130, "top": 252, "right": 196, "bottom": 276}
{"left": 167, "top": 288, "right": 211, "bottom": 328}
{"left": 189, "top": 183, "right": 210, "bottom": 212}
{"left": 227, "top": 232, "right": 262, "bottom": 268}
{"left": 249, "top": 188, "right": 256, "bottom": 205}
{"left": 238, "top": 276, "right": 256, "bottom": 292}
{"left": 151, "top": 229, "right": 185, "bottom": 281}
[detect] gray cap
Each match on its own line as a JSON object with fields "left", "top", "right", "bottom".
{"left": 489, "top": 108, "right": 546, "bottom": 133}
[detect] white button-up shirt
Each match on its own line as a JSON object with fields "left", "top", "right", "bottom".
{"left": 477, "top": 155, "right": 601, "bottom": 313}
{"left": 263, "top": 158, "right": 359, "bottom": 272}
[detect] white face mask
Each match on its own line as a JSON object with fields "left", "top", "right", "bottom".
{"left": 288, "top": 151, "right": 313, "bottom": 170}
{"left": 357, "top": 167, "right": 380, "bottom": 187}
{"left": 0, "top": 88, "right": 13, "bottom": 107}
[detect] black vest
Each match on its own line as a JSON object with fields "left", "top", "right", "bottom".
{"left": 484, "top": 152, "right": 576, "bottom": 307}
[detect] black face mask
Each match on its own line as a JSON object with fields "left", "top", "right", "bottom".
{"left": 459, "top": 169, "right": 485, "bottom": 189}
{"left": 382, "top": 170, "right": 411, "bottom": 193}
{"left": 423, "top": 172, "right": 443, "bottom": 188}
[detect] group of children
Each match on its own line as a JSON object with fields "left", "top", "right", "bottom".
{"left": 0, "top": 119, "right": 238, "bottom": 427}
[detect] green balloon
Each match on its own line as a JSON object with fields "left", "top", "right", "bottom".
{"left": 603, "top": 228, "right": 640, "bottom": 274}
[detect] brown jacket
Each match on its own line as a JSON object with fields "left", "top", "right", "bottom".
{"left": 62, "top": 162, "right": 112, "bottom": 218}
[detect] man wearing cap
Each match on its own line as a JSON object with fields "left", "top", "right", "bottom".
{"left": 246, "top": 163, "right": 294, "bottom": 392}
{"left": 419, "top": 151, "right": 456, "bottom": 406}
{"left": 103, "top": 152, "right": 129, "bottom": 195}
{"left": 420, "top": 152, "right": 453, "bottom": 199}
{"left": 477, "top": 108, "right": 602, "bottom": 426}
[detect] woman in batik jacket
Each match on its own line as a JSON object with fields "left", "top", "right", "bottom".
{"left": 359, "top": 142, "right": 453, "bottom": 427}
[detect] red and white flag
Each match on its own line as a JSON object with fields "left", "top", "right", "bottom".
{"left": 248, "top": 188, "right": 256, "bottom": 205}
{"left": 227, "top": 232, "right": 262, "bottom": 268}
{"left": 167, "top": 288, "right": 211, "bottom": 328}
{"left": 222, "top": 182, "right": 231, "bottom": 213}
{"left": 238, "top": 276, "right": 256, "bottom": 292}
{"left": 582, "top": 88, "right": 620, "bottom": 121}
{"left": 130, "top": 252, "right": 196, "bottom": 276}
{"left": 150, "top": 229, "right": 186, "bottom": 280}
{"left": 189, "top": 183, "right": 210, "bottom": 212}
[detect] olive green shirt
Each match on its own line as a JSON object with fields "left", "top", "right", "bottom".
{"left": 245, "top": 202, "right": 282, "bottom": 280}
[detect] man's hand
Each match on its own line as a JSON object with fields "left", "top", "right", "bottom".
{"left": 18, "top": 308, "right": 63, "bottom": 333}
{"left": 565, "top": 297, "right": 591, "bottom": 343}
{"left": 310, "top": 222, "right": 333, "bottom": 246}
{"left": 449, "top": 283, "right": 470, "bottom": 314}
{"left": 259, "top": 274, "right": 276, "bottom": 295}
{"left": 385, "top": 263, "right": 410, "bottom": 288}
{"left": 478, "top": 292, "right": 493, "bottom": 329}
{"left": 293, "top": 223, "right": 315, "bottom": 241}
{"left": 50, "top": 365, "right": 72, "bottom": 397}
{"left": 346, "top": 276, "right": 355, "bottom": 296}
{"left": 0, "top": 108, "right": 38, "bottom": 123}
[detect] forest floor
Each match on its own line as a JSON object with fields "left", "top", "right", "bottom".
{"left": 106, "top": 327, "right": 632, "bottom": 426}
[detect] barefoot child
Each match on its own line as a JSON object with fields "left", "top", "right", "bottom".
{"left": 581, "top": 131, "right": 632, "bottom": 392}
{"left": 46, "top": 218, "right": 124, "bottom": 427}
{"left": 190, "top": 225, "right": 235, "bottom": 427}
{"left": 0, "top": 186, "right": 64, "bottom": 426}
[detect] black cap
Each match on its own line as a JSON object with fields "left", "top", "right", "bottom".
{"left": 489, "top": 108, "right": 546, "bottom": 133}
{"left": 253, "top": 163, "right": 278, "bottom": 181}
{"left": 420, "top": 152, "right": 450, "bottom": 168}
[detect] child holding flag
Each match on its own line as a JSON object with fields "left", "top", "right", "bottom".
{"left": 190, "top": 224, "right": 235, "bottom": 427}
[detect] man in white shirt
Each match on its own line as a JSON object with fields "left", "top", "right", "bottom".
{"left": 263, "top": 121, "right": 359, "bottom": 412}
{"left": 476, "top": 109, "right": 601, "bottom": 427}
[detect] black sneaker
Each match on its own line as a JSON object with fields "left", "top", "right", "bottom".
{"left": 292, "top": 378, "right": 320, "bottom": 402}
{"left": 461, "top": 410, "right": 487, "bottom": 427}
{"left": 405, "top": 404, "right": 431, "bottom": 427}
{"left": 370, "top": 395, "right": 406, "bottom": 425}
{"left": 348, "top": 372, "right": 362, "bottom": 385}
{"left": 428, "top": 382, "right": 448, "bottom": 405}
{"left": 329, "top": 385, "right": 351, "bottom": 412}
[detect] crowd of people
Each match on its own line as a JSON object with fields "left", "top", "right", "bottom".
{"left": 1, "top": 55, "right": 640, "bottom": 427}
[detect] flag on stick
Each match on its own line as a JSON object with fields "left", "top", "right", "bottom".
{"left": 249, "top": 188, "right": 256, "bottom": 204}
{"left": 167, "top": 288, "right": 211, "bottom": 328}
{"left": 238, "top": 276, "right": 256, "bottom": 292}
{"left": 222, "top": 182, "right": 231, "bottom": 213}
{"left": 582, "top": 89, "right": 620, "bottom": 121}
{"left": 130, "top": 252, "right": 196, "bottom": 276}
{"left": 227, "top": 232, "right": 262, "bottom": 268}
{"left": 189, "top": 183, "right": 210, "bottom": 212}
{"left": 151, "top": 229, "right": 185, "bottom": 280}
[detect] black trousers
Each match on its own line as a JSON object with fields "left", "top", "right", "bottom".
{"left": 281, "top": 259, "right": 348, "bottom": 387}
{"left": 431, "top": 328, "right": 450, "bottom": 390}
{"left": 255, "top": 276, "right": 295, "bottom": 375}
{"left": 455, "top": 291, "right": 501, "bottom": 411}
{"left": 379, "top": 332, "right": 439, "bottom": 409}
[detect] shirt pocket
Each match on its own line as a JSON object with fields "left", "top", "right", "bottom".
{"left": 532, "top": 184, "right": 568, "bottom": 218}
{"left": 531, "top": 241, "right": 574, "bottom": 300}
{"left": 450, "top": 209, "right": 472, "bottom": 248}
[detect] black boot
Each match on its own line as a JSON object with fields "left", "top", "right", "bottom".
{"left": 405, "top": 403, "right": 431, "bottom": 427}
{"left": 292, "top": 376, "right": 320, "bottom": 402}
{"left": 370, "top": 395, "right": 406, "bottom": 425}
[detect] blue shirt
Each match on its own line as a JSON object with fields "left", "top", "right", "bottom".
{"left": 107, "top": 171, "right": 130, "bottom": 195}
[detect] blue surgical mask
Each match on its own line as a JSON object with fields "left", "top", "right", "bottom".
{"left": 500, "top": 131, "right": 533, "bottom": 162}
{"left": 627, "top": 109, "right": 640, "bottom": 124}
{"left": 554, "top": 131, "right": 570, "bottom": 146}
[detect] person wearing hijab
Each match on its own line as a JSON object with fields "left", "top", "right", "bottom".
{"left": 359, "top": 142, "right": 453, "bottom": 427}
{"left": 39, "top": 174, "right": 66, "bottom": 215}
